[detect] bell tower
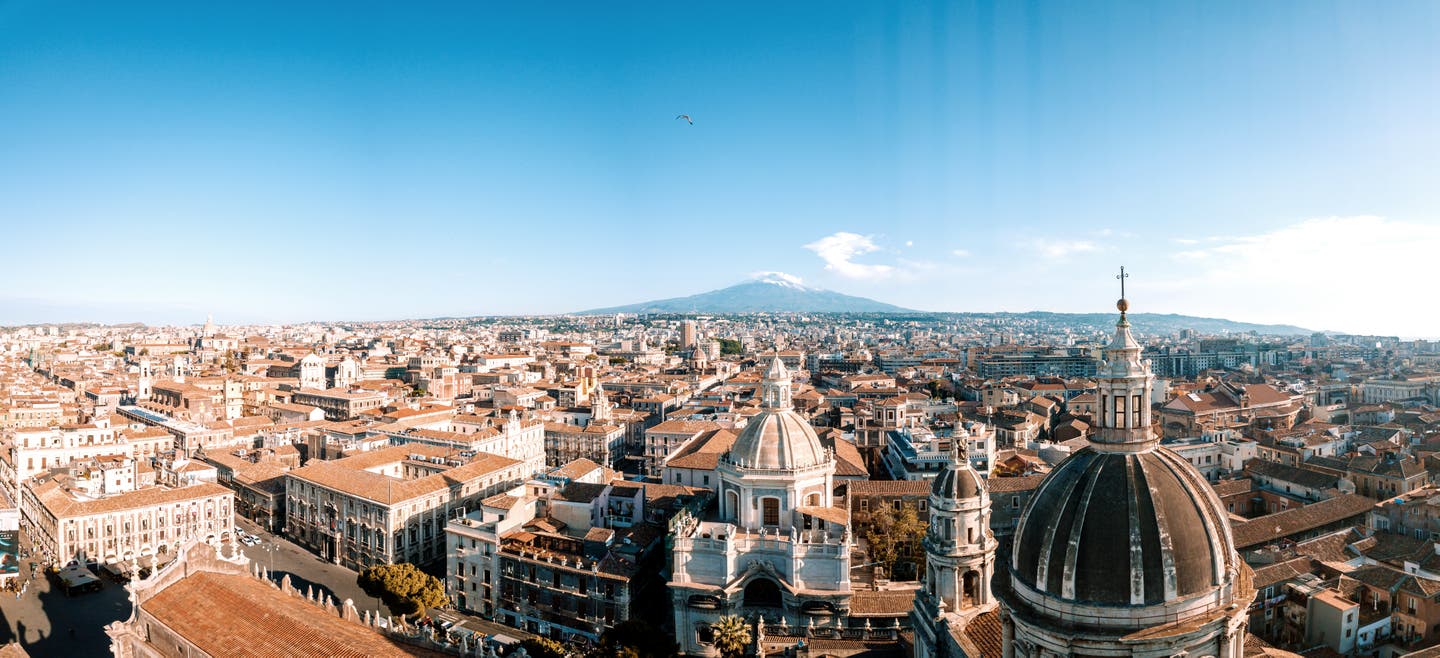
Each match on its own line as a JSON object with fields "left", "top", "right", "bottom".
{"left": 911, "top": 438, "right": 998, "bottom": 658}
{"left": 137, "top": 357, "right": 153, "bottom": 401}
{"left": 1094, "top": 266, "right": 1157, "bottom": 451}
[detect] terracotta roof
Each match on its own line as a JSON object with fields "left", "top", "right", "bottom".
{"left": 960, "top": 608, "right": 1003, "bottom": 658}
{"left": 556, "top": 482, "right": 609, "bottom": 504}
{"left": 825, "top": 435, "right": 869, "bottom": 477}
{"left": 1210, "top": 478, "right": 1255, "bottom": 498}
{"left": 647, "top": 419, "right": 723, "bottom": 435}
{"left": 846, "top": 480, "right": 931, "bottom": 495}
{"left": 1231, "top": 494, "right": 1378, "bottom": 548}
{"left": 31, "top": 478, "right": 231, "bottom": 518}
{"left": 550, "top": 458, "right": 603, "bottom": 480}
{"left": 848, "top": 589, "right": 917, "bottom": 615}
{"left": 143, "top": 571, "right": 437, "bottom": 657}
{"left": 985, "top": 475, "right": 1046, "bottom": 493}
{"left": 1246, "top": 461, "right": 1340, "bottom": 490}
{"left": 664, "top": 429, "right": 738, "bottom": 470}
{"left": 1251, "top": 557, "right": 1314, "bottom": 587}
{"left": 286, "top": 446, "right": 520, "bottom": 505}
{"left": 1164, "top": 383, "right": 1294, "bottom": 414}
{"left": 1294, "top": 528, "right": 1363, "bottom": 563}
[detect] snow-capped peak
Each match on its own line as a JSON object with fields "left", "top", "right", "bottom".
{"left": 749, "top": 271, "right": 813, "bottom": 291}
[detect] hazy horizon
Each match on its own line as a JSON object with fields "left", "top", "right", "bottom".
{"left": 3, "top": 2, "right": 1437, "bottom": 335}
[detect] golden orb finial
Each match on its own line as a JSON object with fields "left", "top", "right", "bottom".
{"left": 1115, "top": 266, "right": 1130, "bottom": 317}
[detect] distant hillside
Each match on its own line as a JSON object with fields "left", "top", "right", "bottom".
{"left": 579, "top": 275, "right": 913, "bottom": 314}
{"left": 989, "top": 311, "right": 1311, "bottom": 336}
{"left": 843, "top": 311, "right": 1309, "bottom": 336}
{"left": 576, "top": 276, "right": 1311, "bottom": 335}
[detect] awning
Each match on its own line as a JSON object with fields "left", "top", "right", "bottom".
{"left": 59, "top": 566, "right": 99, "bottom": 588}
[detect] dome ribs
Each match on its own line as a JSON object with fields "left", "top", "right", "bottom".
{"left": 1159, "top": 449, "right": 1230, "bottom": 591}
{"left": 1133, "top": 455, "right": 1178, "bottom": 603}
{"left": 1124, "top": 456, "right": 1148, "bottom": 604}
{"left": 1031, "top": 452, "right": 1092, "bottom": 593}
{"left": 1060, "top": 453, "right": 1107, "bottom": 600}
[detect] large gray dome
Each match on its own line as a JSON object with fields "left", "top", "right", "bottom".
{"left": 727, "top": 409, "right": 828, "bottom": 470}
{"left": 1011, "top": 445, "right": 1238, "bottom": 608}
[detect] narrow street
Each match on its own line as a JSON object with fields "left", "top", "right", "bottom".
{"left": 234, "top": 516, "right": 389, "bottom": 620}
{"left": 234, "top": 517, "right": 532, "bottom": 641}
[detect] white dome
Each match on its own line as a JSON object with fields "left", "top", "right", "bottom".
{"left": 727, "top": 409, "right": 828, "bottom": 470}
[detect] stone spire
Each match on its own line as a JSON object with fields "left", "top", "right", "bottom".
{"left": 1092, "top": 266, "right": 1156, "bottom": 452}
{"left": 590, "top": 385, "right": 612, "bottom": 423}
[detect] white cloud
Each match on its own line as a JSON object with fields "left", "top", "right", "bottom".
{"left": 905, "top": 240, "right": 914, "bottom": 247}
{"left": 951, "top": 249, "right": 970, "bottom": 258}
{"left": 804, "top": 232, "right": 896, "bottom": 280}
{"left": 1158, "top": 216, "right": 1440, "bottom": 337}
{"left": 1033, "top": 239, "right": 1099, "bottom": 259}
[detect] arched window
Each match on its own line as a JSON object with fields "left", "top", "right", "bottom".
{"left": 805, "top": 492, "right": 821, "bottom": 507}
{"left": 725, "top": 491, "right": 739, "bottom": 522}
{"left": 962, "top": 570, "right": 981, "bottom": 606}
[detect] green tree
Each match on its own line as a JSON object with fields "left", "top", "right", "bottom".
{"left": 862, "top": 503, "right": 928, "bottom": 580}
{"left": 356, "top": 563, "right": 447, "bottom": 621}
{"left": 716, "top": 338, "right": 743, "bottom": 356}
{"left": 521, "top": 637, "right": 568, "bottom": 658}
{"left": 594, "top": 619, "right": 679, "bottom": 658}
{"left": 709, "top": 615, "right": 751, "bottom": 658}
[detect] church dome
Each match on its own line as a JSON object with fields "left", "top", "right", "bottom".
{"left": 1011, "top": 446, "right": 1238, "bottom": 610}
{"left": 725, "top": 356, "right": 829, "bottom": 470}
{"left": 931, "top": 440, "right": 984, "bottom": 500}
{"left": 1003, "top": 283, "right": 1248, "bottom": 632}
{"left": 931, "top": 463, "right": 983, "bottom": 499}
{"left": 727, "top": 409, "right": 828, "bottom": 470}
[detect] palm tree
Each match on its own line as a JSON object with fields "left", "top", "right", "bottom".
{"left": 710, "top": 615, "right": 752, "bottom": 658}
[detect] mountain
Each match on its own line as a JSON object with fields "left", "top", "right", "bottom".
{"left": 578, "top": 274, "right": 914, "bottom": 314}
{"left": 577, "top": 275, "right": 1312, "bottom": 335}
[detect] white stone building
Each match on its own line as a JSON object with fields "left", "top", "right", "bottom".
{"left": 911, "top": 440, "right": 999, "bottom": 658}
{"left": 670, "top": 358, "right": 854, "bottom": 656}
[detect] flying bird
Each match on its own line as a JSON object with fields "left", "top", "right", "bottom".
{"left": 676, "top": 114, "right": 693, "bottom": 125}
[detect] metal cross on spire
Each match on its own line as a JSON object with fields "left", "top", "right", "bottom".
{"left": 1115, "top": 266, "right": 1131, "bottom": 321}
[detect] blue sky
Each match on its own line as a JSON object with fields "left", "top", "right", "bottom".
{"left": 2, "top": 2, "right": 1438, "bottom": 336}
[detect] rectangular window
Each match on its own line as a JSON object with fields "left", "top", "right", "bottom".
{"left": 762, "top": 498, "right": 780, "bottom": 526}
{"left": 1113, "top": 395, "right": 1126, "bottom": 428}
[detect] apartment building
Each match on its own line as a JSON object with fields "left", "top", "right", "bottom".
{"left": 22, "top": 456, "right": 234, "bottom": 565}
{"left": 284, "top": 445, "right": 526, "bottom": 569}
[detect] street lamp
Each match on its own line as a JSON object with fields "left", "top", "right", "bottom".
{"left": 266, "top": 540, "right": 278, "bottom": 575}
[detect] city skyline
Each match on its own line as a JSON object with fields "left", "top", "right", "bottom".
{"left": 3, "top": 2, "right": 1438, "bottom": 336}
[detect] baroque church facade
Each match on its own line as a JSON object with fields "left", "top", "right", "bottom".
{"left": 913, "top": 288, "right": 1257, "bottom": 658}
{"left": 670, "top": 357, "right": 856, "bottom": 656}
